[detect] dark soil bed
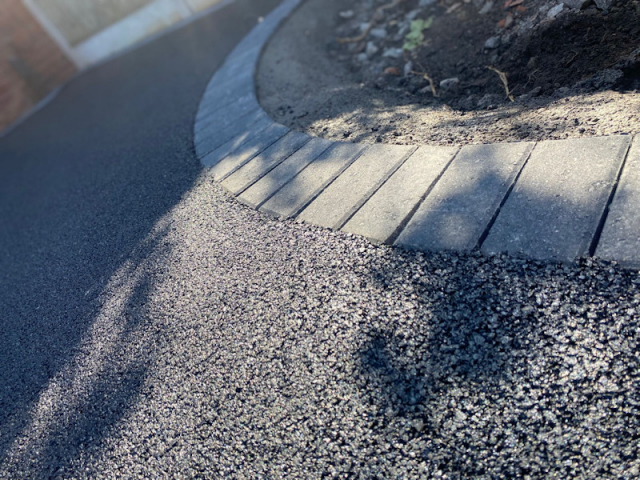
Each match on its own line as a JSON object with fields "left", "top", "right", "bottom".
{"left": 257, "top": 0, "right": 640, "bottom": 145}
{"left": 341, "top": 0, "right": 640, "bottom": 106}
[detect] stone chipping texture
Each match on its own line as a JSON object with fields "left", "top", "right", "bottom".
{"left": 2, "top": 0, "right": 640, "bottom": 478}
{"left": 2, "top": 175, "right": 640, "bottom": 479}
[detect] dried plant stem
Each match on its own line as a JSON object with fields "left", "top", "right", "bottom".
{"left": 338, "top": 0, "right": 407, "bottom": 44}
{"left": 487, "top": 66, "right": 514, "bottom": 102}
{"left": 565, "top": 50, "right": 579, "bottom": 67}
{"left": 411, "top": 70, "right": 439, "bottom": 97}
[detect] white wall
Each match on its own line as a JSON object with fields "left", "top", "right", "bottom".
{"left": 29, "top": 0, "right": 155, "bottom": 46}
{"left": 23, "top": 0, "right": 227, "bottom": 69}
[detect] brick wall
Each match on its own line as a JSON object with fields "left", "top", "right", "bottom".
{"left": 0, "top": 0, "right": 77, "bottom": 132}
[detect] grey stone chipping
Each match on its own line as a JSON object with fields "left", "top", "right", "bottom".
{"left": 2, "top": 0, "right": 640, "bottom": 478}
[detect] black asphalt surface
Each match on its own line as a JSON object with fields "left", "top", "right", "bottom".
{"left": 1, "top": 1, "right": 640, "bottom": 479}
{"left": 0, "top": 0, "right": 283, "bottom": 475}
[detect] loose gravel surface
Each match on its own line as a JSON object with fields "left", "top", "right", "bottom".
{"left": 2, "top": 1, "right": 640, "bottom": 479}
{"left": 3, "top": 179, "right": 640, "bottom": 479}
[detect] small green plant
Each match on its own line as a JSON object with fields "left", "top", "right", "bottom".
{"left": 403, "top": 17, "right": 434, "bottom": 51}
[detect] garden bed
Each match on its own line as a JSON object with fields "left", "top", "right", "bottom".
{"left": 257, "top": 0, "right": 640, "bottom": 145}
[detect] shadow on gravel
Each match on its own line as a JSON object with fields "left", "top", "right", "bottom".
{"left": 310, "top": 145, "right": 639, "bottom": 477}
{"left": 357, "top": 258, "right": 527, "bottom": 407}
{"left": 0, "top": 0, "right": 281, "bottom": 476}
{"left": 6, "top": 253, "right": 163, "bottom": 478}
{"left": 354, "top": 245, "right": 640, "bottom": 478}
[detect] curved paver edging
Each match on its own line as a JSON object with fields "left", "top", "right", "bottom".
{"left": 193, "top": 0, "right": 640, "bottom": 268}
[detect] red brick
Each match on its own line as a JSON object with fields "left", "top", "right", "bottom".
{"left": 0, "top": 0, "right": 76, "bottom": 132}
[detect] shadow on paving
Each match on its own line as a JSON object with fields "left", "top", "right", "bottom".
{"left": 0, "top": 0, "right": 281, "bottom": 476}
{"left": 242, "top": 135, "right": 639, "bottom": 476}
{"left": 260, "top": 132, "right": 620, "bottom": 259}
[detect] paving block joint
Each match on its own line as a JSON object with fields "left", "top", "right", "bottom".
{"left": 193, "top": 0, "right": 640, "bottom": 268}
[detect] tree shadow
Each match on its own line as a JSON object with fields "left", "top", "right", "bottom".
{"left": 229, "top": 114, "right": 636, "bottom": 475}
{"left": 258, "top": 0, "right": 640, "bottom": 147}
{"left": 353, "top": 223, "right": 640, "bottom": 478}
{"left": 347, "top": 158, "right": 639, "bottom": 477}
{"left": 2, "top": 235, "right": 166, "bottom": 478}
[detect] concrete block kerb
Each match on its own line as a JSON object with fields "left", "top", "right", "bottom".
{"left": 342, "top": 145, "right": 458, "bottom": 244}
{"left": 196, "top": 109, "right": 272, "bottom": 162}
{"left": 482, "top": 136, "right": 631, "bottom": 262}
{"left": 298, "top": 144, "right": 417, "bottom": 230}
{"left": 238, "top": 137, "right": 334, "bottom": 208}
{"left": 208, "top": 122, "right": 290, "bottom": 181}
{"left": 260, "top": 142, "right": 368, "bottom": 219}
{"left": 395, "top": 142, "right": 534, "bottom": 253}
{"left": 193, "top": 0, "right": 640, "bottom": 268}
{"left": 221, "top": 131, "right": 311, "bottom": 195}
{"left": 596, "top": 135, "right": 640, "bottom": 267}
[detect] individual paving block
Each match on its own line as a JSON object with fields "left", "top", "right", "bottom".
{"left": 342, "top": 145, "right": 457, "bottom": 243}
{"left": 205, "top": 67, "right": 253, "bottom": 95}
{"left": 196, "top": 91, "right": 256, "bottom": 125}
{"left": 482, "top": 135, "right": 631, "bottom": 262}
{"left": 202, "top": 68, "right": 254, "bottom": 106}
{"left": 195, "top": 95, "right": 260, "bottom": 139}
{"left": 207, "top": 66, "right": 253, "bottom": 94}
{"left": 238, "top": 137, "right": 334, "bottom": 208}
{"left": 197, "top": 75, "right": 254, "bottom": 120}
{"left": 197, "top": 92, "right": 257, "bottom": 129}
{"left": 597, "top": 137, "right": 640, "bottom": 266}
{"left": 209, "top": 123, "right": 289, "bottom": 181}
{"left": 221, "top": 131, "right": 311, "bottom": 195}
{"left": 260, "top": 142, "right": 367, "bottom": 219}
{"left": 200, "top": 115, "right": 273, "bottom": 167}
{"left": 209, "top": 47, "right": 259, "bottom": 85}
{"left": 298, "top": 144, "right": 416, "bottom": 230}
{"left": 195, "top": 97, "right": 259, "bottom": 138}
{"left": 197, "top": 109, "right": 271, "bottom": 161}
{"left": 232, "top": 0, "right": 301, "bottom": 55}
{"left": 233, "top": 21, "right": 277, "bottom": 54}
{"left": 193, "top": 94, "right": 262, "bottom": 146}
{"left": 396, "top": 142, "right": 533, "bottom": 252}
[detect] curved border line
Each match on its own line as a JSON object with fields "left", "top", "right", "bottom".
{"left": 193, "top": 0, "right": 640, "bottom": 268}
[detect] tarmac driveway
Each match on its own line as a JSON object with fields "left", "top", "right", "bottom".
{"left": 1, "top": 1, "right": 639, "bottom": 478}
